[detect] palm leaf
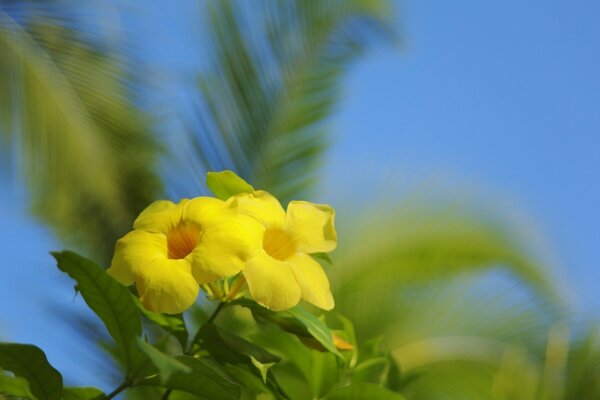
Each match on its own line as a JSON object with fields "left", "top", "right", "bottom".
{"left": 0, "top": 4, "right": 161, "bottom": 261}
{"left": 173, "top": 0, "right": 394, "bottom": 201}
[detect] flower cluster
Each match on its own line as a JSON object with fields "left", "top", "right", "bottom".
{"left": 107, "top": 171, "right": 337, "bottom": 314}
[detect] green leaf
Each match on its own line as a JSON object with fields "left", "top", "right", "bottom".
{"left": 0, "top": 374, "right": 34, "bottom": 399}
{"left": 206, "top": 170, "right": 254, "bottom": 200}
{"left": 325, "top": 383, "right": 406, "bottom": 400}
{"left": 287, "top": 307, "right": 341, "bottom": 357}
{"left": 136, "top": 338, "right": 191, "bottom": 384}
{"left": 196, "top": 324, "right": 280, "bottom": 382}
{"left": 62, "top": 387, "right": 104, "bottom": 400}
{"left": 234, "top": 299, "right": 342, "bottom": 358}
{"left": 0, "top": 343, "right": 63, "bottom": 400}
{"left": 133, "top": 296, "right": 188, "bottom": 350}
{"left": 52, "top": 251, "right": 142, "bottom": 373}
{"left": 139, "top": 356, "right": 240, "bottom": 400}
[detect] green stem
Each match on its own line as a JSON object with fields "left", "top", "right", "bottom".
{"left": 105, "top": 380, "right": 131, "bottom": 399}
{"left": 161, "top": 388, "right": 173, "bottom": 400}
{"left": 206, "top": 301, "right": 226, "bottom": 325}
{"left": 185, "top": 302, "right": 227, "bottom": 354}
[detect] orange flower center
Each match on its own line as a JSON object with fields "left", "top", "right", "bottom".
{"left": 263, "top": 229, "right": 295, "bottom": 260}
{"left": 167, "top": 223, "right": 202, "bottom": 259}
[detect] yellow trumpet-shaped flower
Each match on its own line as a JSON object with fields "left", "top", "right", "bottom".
{"left": 108, "top": 197, "right": 263, "bottom": 314}
{"left": 229, "top": 191, "right": 337, "bottom": 311}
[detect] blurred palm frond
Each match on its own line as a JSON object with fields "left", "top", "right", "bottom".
{"left": 181, "top": 0, "right": 394, "bottom": 202}
{"left": 0, "top": 5, "right": 161, "bottom": 262}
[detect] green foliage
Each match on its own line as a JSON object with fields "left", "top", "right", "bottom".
{"left": 61, "top": 387, "right": 104, "bottom": 400}
{"left": 52, "top": 251, "right": 143, "bottom": 374}
{"left": 0, "top": 374, "right": 34, "bottom": 399}
{"left": 0, "top": 5, "right": 161, "bottom": 262}
{"left": 0, "top": 343, "right": 62, "bottom": 400}
{"left": 133, "top": 297, "right": 189, "bottom": 350}
{"left": 194, "top": 323, "right": 281, "bottom": 382}
{"left": 186, "top": 0, "right": 393, "bottom": 201}
{"left": 139, "top": 357, "right": 241, "bottom": 400}
{"left": 235, "top": 299, "right": 342, "bottom": 357}
{"left": 136, "top": 338, "right": 191, "bottom": 384}
{"left": 207, "top": 170, "right": 255, "bottom": 200}
{"left": 325, "top": 383, "right": 407, "bottom": 400}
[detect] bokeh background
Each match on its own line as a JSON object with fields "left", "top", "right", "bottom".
{"left": 1, "top": 1, "right": 599, "bottom": 398}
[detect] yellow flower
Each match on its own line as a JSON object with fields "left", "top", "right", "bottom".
{"left": 229, "top": 191, "right": 337, "bottom": 311}
{"left": 108, "top": 197, "right": 263, "bottom": 314}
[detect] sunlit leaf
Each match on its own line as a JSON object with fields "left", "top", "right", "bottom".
{"left": 207, "top": 170, "right": 254, "bottom": 200}
{"left": 0, "top": 343, "right": 62, "bottom": 400}
{"left": 0, "top": 373, "right": 34, "bottom": 399}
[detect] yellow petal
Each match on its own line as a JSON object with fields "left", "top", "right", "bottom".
{"left": 228, "top": 190, "right": 286, "bottom": 229}
{"left": 285, "top": 201, "right": 337, "bottom": 253}
{"left": 133, "top": 199, "right": 188, "bottom": 234}
{"left": 244, "top": 250, "right": 301, "bottom": 311}
{"left": 182, "top": 196, "right": 230, "bottom": 227}
{"left": 287, "top": 253, "right": 334, "bottom": 310}
{"left": 136, "top": 258, "right": 199, "bottom": 314}
{"left": 108, "top": 230, "right": 168, "bottom": 285}
{"left": 190, "top": 216, "right": 264, "bottom": 284}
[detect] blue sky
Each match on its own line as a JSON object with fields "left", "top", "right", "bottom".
{"left": 1, "top": 0, "right": 599, "bottom": 390}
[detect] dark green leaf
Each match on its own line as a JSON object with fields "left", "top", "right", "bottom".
{"left": 140, "top": 356, "right": 240, "bottom": 400}
{"left": 0, "top": 374, "right": 34, "bottom": 399}
{"left": 325, "top": 383, "right": 406, "bottom": 400}
{"left": 0, "top": 343, "right": 62, "bottom": 400}
{"left": 196, "top": 324, "right": 280, "bottom": 382}
{"left": 52, "top": 251, "right": 142, "bottom": 373}
{"left": 62, "top": 387, "right": 104, "bottom": 400}
{"left": 133, "top": 296, "right": 188, "bottom": 350}
{"left": 136, "top": 338, "right": 191, "bottom": 384}
{"left": 206, "top": 170, "right": 254, "bottom": 200}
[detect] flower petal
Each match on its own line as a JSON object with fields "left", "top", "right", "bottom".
{"left": 136, "top": 258, "right": 199, "bottom": 314}
{"left": 134, "top": 199, "right": 187, "bottom": 234}
{"left": 182, "top": 196, "right": 230, "bottom": 227}
{"left": 244, "top": 250, "right": 301, "bottom": 311}
{"left": 190, "top": 216, "right": 264, "bottom": 284}
{"left": 285, "top": 201, "right": 337, "bottom": 253}
{"left": 108, "top": 230, "right": 168, "bottom": 285}
{"left": 287, "top": 253, "right": 334, "bottom": 310}
{"left": 228, "top": 190, "right": 286, "bottom": 229}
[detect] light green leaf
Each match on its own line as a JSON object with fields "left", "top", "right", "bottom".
{"left": 139, "top": 356, "right": 240, "bottom": 400}
{"left": 0, "top": 343, "right": 63, "bottom": 400}
{"left": 0, "top": 374, "right": 34, "bottom": 399}
{"left": 52, "top": 251, "right": 142, "bottom": 374}
{"left": 206, "top": 170, "right": 254, "bottom": 200}
{"left": 133, "top": 296, "right": 188, "bottom": 350}
{"left": 287, "top": 307, "right": 341, "bottom": 357}
{"left": 62, "top": 387, "right": 104, "bottom": 400}
{"left": 136, "top": 338, "right": 191, "bottom": 384}
{"left": 325, "top": 383, "right": 406, "bottom": 400}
